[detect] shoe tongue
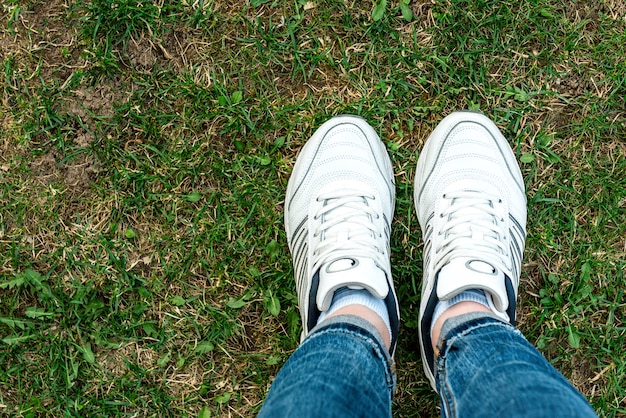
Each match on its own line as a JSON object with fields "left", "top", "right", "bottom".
{"left": 317, "top": 257, "right": 389, "bottom": 312}
{"left": 437, "top": 257, "right": 509, "bottom": 312}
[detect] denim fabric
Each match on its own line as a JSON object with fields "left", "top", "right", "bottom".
{"left": 259, "top": 314, "right": 596, "bottom": 418}
{"left": 436, "top": 314, "right": 597, "bottom": 418}
{"left": 258, "top": 315, "right": 395, "bottom": 418}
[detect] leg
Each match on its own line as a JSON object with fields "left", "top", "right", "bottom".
{"left": 414, "top": 111, "right": 596, "bottom": 416}
{"left": 258, "top": 316, "right": 394, "bottom": 418}
{"left": 259, "top": 116, "right": 400, "bottom": 416}
{"left": 435, "top": 313, "right": 596, "bottom": 417}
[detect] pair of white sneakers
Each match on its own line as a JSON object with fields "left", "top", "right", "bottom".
{"left": 284, "top": 111, "right": 527, "bottom": 389}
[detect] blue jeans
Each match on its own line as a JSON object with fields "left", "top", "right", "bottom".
{"left": 258, "top": 314, "right": 596, "bottom": 417}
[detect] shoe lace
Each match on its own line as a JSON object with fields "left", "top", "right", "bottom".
{"left": 312, "top": 191, "right": 387, "bottom": 269}
{"left": 434, "top": 190, "right": 509, "bottom": 273}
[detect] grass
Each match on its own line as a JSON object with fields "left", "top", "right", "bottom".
{"left": 0, "top": 0, "right": 625, "bottom": 416}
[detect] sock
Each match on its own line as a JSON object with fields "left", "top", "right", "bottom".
{"left": 317, "top": 287, "right": 392, "bottom": 341}
{"left": 430, "top": 289, "right": 490, "bottom": 337}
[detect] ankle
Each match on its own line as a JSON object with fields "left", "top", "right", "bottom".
{"left": 325, "top": 304, "right": 391, "bottom": 349}
{"left": 317, "top": 287, "right": 392, "bottom": 350}
{"left": 430, "top": 301, "right": 493, "bottom": 350}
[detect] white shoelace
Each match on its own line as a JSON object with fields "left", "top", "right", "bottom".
{"left": 434, "top": 190, "right": 509, "bottom": 273}
{"left": 312, "top": 191, "right": 387, "bottom": 270}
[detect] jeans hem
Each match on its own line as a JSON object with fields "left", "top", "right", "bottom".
{"left": 307, "top": 314, "right": 397, "bottom": 396}
{"left": 438, "top": 311, "right": 508, "bottom": 346}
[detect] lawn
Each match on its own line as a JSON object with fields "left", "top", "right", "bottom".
{"left": 0, "top": 0, "right": 625, "bottom": 416}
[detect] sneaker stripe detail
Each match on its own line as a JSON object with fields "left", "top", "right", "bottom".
{"left": 294, "top": 240, "right": 307, "bottom": 272}
{"left": 423, "top": 214, "right": 434, "bottom": 244}
{"left": 423, "top": 213, "right": 435, "bottom": 272}
{"left": 423, "top": 244, "right": 432, "bottom": 276}
{"left": 510, "top": 236, "right": 521, "bottom": 279}
{"left": 292, "top": 219, "right": 308, "bottom": 266}
{"left": 509, "top": 213, "right": 527, "bottom": 239}
{"left": 291, "top": 217, "right": 311, "bottom": 311}
{"left": 509, "top": 214, "right": 526, "bottom": 280}
{"left": 383, "top": 213, "right": 392, "bottom": 240}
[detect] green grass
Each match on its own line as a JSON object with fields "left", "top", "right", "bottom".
{"left": 1, "top": 0, "right": 625, "bottom": 416}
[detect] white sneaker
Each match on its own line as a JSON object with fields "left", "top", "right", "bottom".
{"left": 414, "top": 111, "right": 527, "bottom": 389}
{"left": 285, "top": 115, "right": 400, "bottom": 354}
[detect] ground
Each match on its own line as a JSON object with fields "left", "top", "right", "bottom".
{"left": 0, "top": 0, "right": 625, "bottom": 416}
